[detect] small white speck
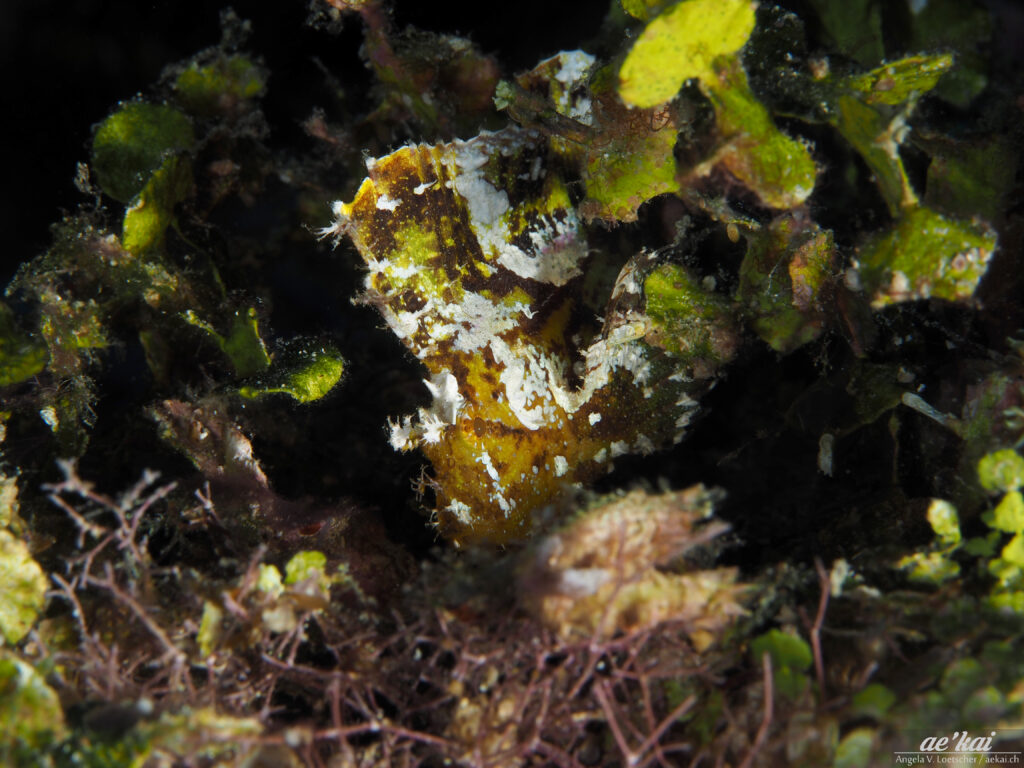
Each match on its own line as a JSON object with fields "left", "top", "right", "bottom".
{"left": 39, "top": 407, "right": 59, "bottom": 431}
{"left": 445, "top": 498, "right": 474, "bottom": 526}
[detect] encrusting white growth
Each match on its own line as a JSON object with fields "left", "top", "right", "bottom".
{"left": 387, "top": 372, "right": 465, "bottom": 449}
{"left": 553, "top": 455, "right": 569, "bottom": 477}
{"left": 452, "top": 132, "right": 587, "bottom": 287}
{"left": 375, "top": 193, "right": 402, "bottom": 211}
{"left": 423, "top": 371, "right": 464, "bottom": 424}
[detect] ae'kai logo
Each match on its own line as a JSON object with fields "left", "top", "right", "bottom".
{"left": 920, "top": 731, "right": 996, "bottom": 753}
{"left": 894, "top": 730, "right": 1022, "bottom": 765}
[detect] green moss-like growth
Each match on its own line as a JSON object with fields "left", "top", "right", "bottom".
{"left": 855, "top": 205, "right": 996, "bottom": 307}
{"left": 238, "top": 342, "right": 344, "bottom": 403}
{"left": 737, "top": 214, "right": 834, "bottom": 352}
{"left": 644, "top": 264, "right": 740, "bottom": 369}
{"left": 897, "top": 454, "right": 1024, "bottom": 610}
{"left": 990, "top": 492, "right": 1024, "bottom": 534}
{"left": 0, "top": 656, "right": 66, "bottom": 758}
{"left": 174, "top": 54, "right": 266, "bottom": 118}
{"left": 581, "top": 103, "right": 678, "bottom": 222}
{"left": 0, "top": 303, "right": 46, "bottom": 388}
{"left": 898, "top": 499, "right": 963, "bottom": 584}
{"left": 284, "top": 550, "right": 328, "bottom": 585}
{"left": 618, "top": 0, "right": 755, "bottom": 109}
{"left": 0, "top": 529, "right": 46, "bottom": 645}
{"left": 834, "top": 727, "right": 876, "bottom": 768}
{"left": 827, "top": 55, "right": 953, "bottom": 216}
{"left": 705, "top": 59, "right": 818, "bottom": 208}
{"left": 121, "top": 155, "right": 193, "bottom": 255}
{"left": 850, "top": 683, "right": 896, "bottom": 721}
{"left": 91, "top": 102, "right": 195, "bottom": 203}
{"left": 749, "top": 629, "right": 812, "bottom": 700}
{"left": 619, "top": 0, "right": 816, "bottom": 209}
{"left": 120, "top": 708, "right": 267, "bottom": 767}
{"left": 978, "top": 449, "right": 1024, "bottom": 493}
{"left": 619, "top": 0, "right": 671, "bottom": 22}
{"left": 239, "top": 343, "right": 344, "bottom": 403}
{"left": 183, "top": 306, "right": 271, "bottom": 378}
{"left": 842, "top": 54, "right": 954, "bottom": 107}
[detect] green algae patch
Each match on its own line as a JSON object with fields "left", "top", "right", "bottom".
{"left": 854, "top": 206, "right": 995, "bottom": 308}
{"left": 928, "top": 499, "right": 962, "bottom": 547}
{"left": 126, "top": 707, "right": 267, "bottom": 766}
{"left": 122, "top": 155, "right": 193, "bottom": 255}
{"left": 0, "top": 656, "right": 66, "bottom": 754}
{"left": 0, "top": 303, "right": 46, "bottom": 388}
{"left": 826, "top": 54, "right": 952, "bottom": 216}
{"left": 506, "top": 50, "right": 684, "bottom": 224}
{"left": 750, "top": 629, "right": 811, "bottom": 700}
{"left": 990, "top": 492, "right": 1024, "bottom": 535}
{"left": 0, "top": 531, "right": 47, "bottom": 645}
{"left": 738, "top": 215, "right": 834, "bottom": 353}
{"left": 0, "top": 474, "right": 16, "bottom": 531}
{"left": 239, "top": 344, "right": 344, "bottom": 404}
{"left": 706, "top": 61, "right": 817, "bottom": 208}
{"left": 620, "top": 0, "right": 817, "bottom": 211}
{"left": 1001, "top": 533, "right": 1024, "bottom": 568}
{"left": 285, "top": 550, "right": 328, "bottom": 585}
{"left": 619, "top": 0, "right": 756, "bottom": 109}
{"left": 834, "top": 727, "right": 876, "bottom": 768}
{"left": 91, "top": 102, "right": 195, "bottom": 203}
{"left": 897, "top": 480, "right": 1024, "bottom": 611}
{"left": 842, "top": 54, "right": 954, "bottom": 107}
{"left": 900, "top": 549, "right": 961, "bottom": 584}
{"left": 979, "top": 449, "right": 1024, "bottom": 494}
{"left": 184, "top": 306, "right": 271, "bottom": 378}
{"left": 197, "top": 600, "right": 224, "bottom": 658}
{"left": 174, "top": 54, "right": 266, "bottom": 118}
{"left": 580, "top": 105, "right": 678, "bottom": 222}
{"left": 218, "top": 308, "right": 270, "bottom": 377}
{"left": 850, "top": 683, "right": 896, "bottom": 721}
{"left": 898, "top": 499, "right": 963, "bottom": 584}
{"left": 39, "top": 298, "right": 108, "bottom": 356}
{"left": 619, "top": 0, "right": 670, "bottom": 22}
{"left": 833, "top": 93, "right": 914, "bottom": 214}
{"left": 256, "top": 562, "right": 284, "bottom": 597}
{"left": 644, "top": 264, "right": 740, "bottom": 370}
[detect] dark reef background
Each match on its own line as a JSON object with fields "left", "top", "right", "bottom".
{"left": 1, "top": 0, "right": 608, "bottom": 288}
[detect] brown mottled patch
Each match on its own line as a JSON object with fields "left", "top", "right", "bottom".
{"left": 398, "top": 289, "right": 426, "bottom": 313}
